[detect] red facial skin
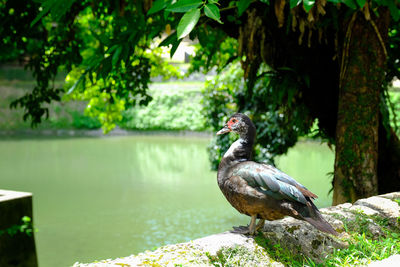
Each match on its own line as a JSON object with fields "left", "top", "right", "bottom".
{"left": 216, "top": 117, "right": 238, "bottom": 135}
{"left": 227, "top": 118, "right": 238, "bottom": 129}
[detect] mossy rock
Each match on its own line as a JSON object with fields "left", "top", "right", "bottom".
{"left": 74, "top": 193, "right": 400, "bottom": 266}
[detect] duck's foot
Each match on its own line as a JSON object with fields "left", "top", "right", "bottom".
{"left": 256, "top": 219, "right": 265, "bottom": 231}
{"left": 231, "top": 215, "right": 263, "bottom": 235}
{"left": 231, "top": 225, "right": 252, "bottom": 235}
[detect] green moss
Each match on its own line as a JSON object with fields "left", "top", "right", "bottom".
{"left": 254, "top": 233, "right": 308, "bottom": 266}
{"left": 311, "top": 239, "right": 323, "bottom": 250}
{"left": 286, "top": 225, "right": 300, "bottom": 234}
{"left": 205, "top": 243, "right": 289, "bottom": 266}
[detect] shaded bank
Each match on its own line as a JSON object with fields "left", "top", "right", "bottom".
{"left": 0, "top": 128, "right": 212, "bottom": 138}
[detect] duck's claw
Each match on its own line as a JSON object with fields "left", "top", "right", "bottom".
{"left": 231, "top": 216, "right": 264, "bottom": 235}
{"left": 231, "top": 225, "right": 251, "bottom": 235}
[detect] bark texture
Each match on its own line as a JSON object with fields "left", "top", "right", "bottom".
{"left": 333, "top": 10, "right": 390, "bottom": 205}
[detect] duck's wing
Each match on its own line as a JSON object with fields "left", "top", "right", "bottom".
{"left": 233, "top": 162, "right": 316, "bottom": 205}
{"left": 261, "top": 163, "right": 318, "bottom": 199}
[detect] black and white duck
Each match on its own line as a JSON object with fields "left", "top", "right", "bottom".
{"left": 216, "top": 113, "right": 338, "bottom": 236}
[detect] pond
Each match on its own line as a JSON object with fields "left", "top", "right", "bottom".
{"left": 0, "top": 135, "right": 334, "bottom": 266}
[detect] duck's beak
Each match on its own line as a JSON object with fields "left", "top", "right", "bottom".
{"left": 216, "top": 125, "right": 231, "bottom": 135}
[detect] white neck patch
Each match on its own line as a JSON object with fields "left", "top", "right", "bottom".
{"left": 223, "top": 139, "right": 244, "bottom": 158}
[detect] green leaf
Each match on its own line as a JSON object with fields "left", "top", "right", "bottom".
{"left": 208, "top": 0, "right": 219, "bottom": 3}
{"left": 31, "top": 0, "right": 77, "bottom": 27}
{"left": 303, "top": 0, "right": 315, "bottom": 12}
{"left": 384, "top": 0, "right": 400, "bottom": 21}
{"left": 342, "top": 0, "right": 357, "bottom": 9}
{"left": 148, "top": 0, "right": 169, "bottom": 15}
{"left": 166, "top": 0, "right": 203, "bottom": 13}
{"left": 170, "top": 38, "right": 183, "bottom": 58}
{"left": 112, "top": 46, "right": 122, "bottom": 67}
{"left": 177, "top": 8, "right": 201, "bottom": 39}
{"left": 204, "top": 3, "right": 222, "bottom": 23}
{"left": 158, "top": 32, "right": 181, "bottom": 57}
{"left": 159, "top": 32, "right": 178, "bottom": 47}
{"left": 67, "top": 74, "right": 85, "bottom": 95}
{"left": 356, "top": 0, "right": 366, "bottom": 7}
{"left": 31, "top": 5, "right": 51, "bottom": 27}
{"left": 164, "top": 10, "right": 171, "bottom": 20}
{"left": 238, "top": 0, "right": 251, "bottom": 16}
{"left": 290, "top": 0, "right": 302, "bottom": 8}
{"left": 22, "top": 216, "right": 31, "bottom": 223}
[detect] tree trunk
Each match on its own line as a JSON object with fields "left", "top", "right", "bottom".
{"left": 333, "top": 10, "right": 390, "bottom": 205}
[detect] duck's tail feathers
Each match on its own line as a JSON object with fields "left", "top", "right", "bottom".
{"left": 304, "top": 214, "right": 339, "bottom": 236}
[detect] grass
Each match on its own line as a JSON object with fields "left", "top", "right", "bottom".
{"left": 254, "top": 233, "right": 309, "bottom": 266}
{"left": 250, "top": 202, "right": 400, "bottom": 267}
{"left": 323, "top": 209, "right": 400, "bottom": 266}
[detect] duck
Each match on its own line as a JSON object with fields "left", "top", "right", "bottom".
{"left": 216, "top": 113, "right": 338, "bottom": 236}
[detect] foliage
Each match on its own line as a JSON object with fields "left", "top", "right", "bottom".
{"left": 203, "top": 61, "right": 313, "bottom": 169}
{"left": 121, "top": 83, "right": 207, "bottom": 131}
{"left": 1, "top": 0, "right": 183, "bottom": 132}
{"left": 0, "top": 76, "right": 207, "bottom": 131}
{"left": 0, "top": 216, "right": 35, "bottom": 237}
{"left": 0, "top": 1, "right": 43, "bottom": 62}
{"left": 387, "top": 90, "right": 400, "bottom": 136}
{"left": 2, "top": 0, "right": 400, "bottom": 170}
{"left": 69, "top": 110, "right": 102, "bottom": 129}
{"left": 188, "top": 29, "right": 238, "bottom": 74}
{"left": 1, "top": 0, "right": 82, "bottom": 125}
{"left": 202, "top": 61, "right": 244, "bottom": 169}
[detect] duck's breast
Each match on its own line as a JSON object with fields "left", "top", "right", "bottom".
{"left": 220, "top": 174, "right": 286, "bottom": 220}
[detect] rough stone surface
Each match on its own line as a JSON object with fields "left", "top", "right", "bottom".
{"left": 260, "top": 216, "right": 347, "bottom": 264}
{"left": 354, "top": 196, "right": 400, "bottom": 219}
{"left": 74, "top": 193, "right": 400, "bottom": 266}
{"left": 379, "top": 192, "right": 400, "bottom": 200}
{"left": 368, "top": 254, "right": 400, "bottom": 267}
{"left": 73, "top": 232, "right": 282, "bottom": 267}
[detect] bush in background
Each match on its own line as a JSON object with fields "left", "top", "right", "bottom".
{"left": 120, "top": 83, "right": 207, "bottom": 131}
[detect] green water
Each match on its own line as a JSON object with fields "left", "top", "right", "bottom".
{"left": 0, "top": 135, "right": 334, "bottom": 266}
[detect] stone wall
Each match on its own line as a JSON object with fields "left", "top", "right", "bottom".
{"left": 74, "top": 192, "right": 400, "bottom": 266}
{"left": 0, "top": 189, "right": 38, "bottom": 267}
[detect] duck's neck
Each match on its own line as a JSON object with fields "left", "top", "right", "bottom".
{"left": 222, "top": 137, "right": 253, "bottom": 163}
{"left": 218, "top": 132, "right": 255, "bottom": 177}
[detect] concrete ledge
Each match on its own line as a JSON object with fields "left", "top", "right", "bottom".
{"left": 74, "top": 192, "right": 400, "bottom": 267}
{"left": 0, "top": 189, "right": 38, "bottom": 267}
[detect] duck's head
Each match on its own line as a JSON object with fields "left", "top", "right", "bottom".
{"left": 216, "top": 113, "right": 256, "bottom": 140}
